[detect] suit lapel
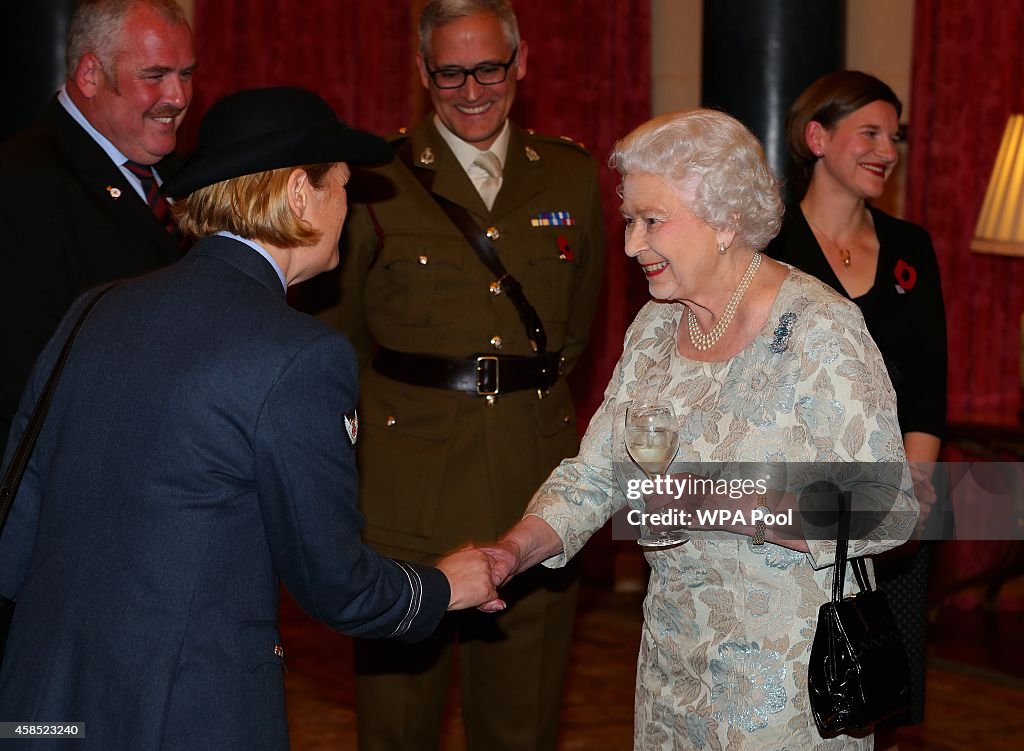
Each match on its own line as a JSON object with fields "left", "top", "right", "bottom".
{"left": 489, "top": 125, "right": 542, "bottom": 220}
{"left": 43, "top": 99, "right": 183, "bottom": 259}
{"left": 406, "top": 120, "right": 543, "bottom": 223}
{"left": 407, "top": 123, "right": 486, "bottom": 215}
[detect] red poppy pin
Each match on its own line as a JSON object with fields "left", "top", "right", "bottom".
{"left": 557, "top": 235, "right": 573, "bottom": 262}
{"left": 894, "top": 259, "right": 917, "bottom": 293}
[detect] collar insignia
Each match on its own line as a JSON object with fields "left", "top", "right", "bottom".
{"left": 419, "top": 147, "right": 435, "bottom": 165}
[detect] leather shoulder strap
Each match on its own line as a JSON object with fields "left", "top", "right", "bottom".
{"left": 395, "top": 143, "right": 548, "bottom": 354}
{"left": 0, "top": 283, "right": 116, "bottom": 537}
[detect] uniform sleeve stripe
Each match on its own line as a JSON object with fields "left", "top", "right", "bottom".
{"left": 387, "top": 560, "right": 424, "bottom": 638}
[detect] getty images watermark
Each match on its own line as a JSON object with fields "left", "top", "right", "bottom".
{"left": 624, "top": 474, "right": 788, "bottom": 531}
{"left": 610, "top": 461, "right": 1024, "bottom": 543}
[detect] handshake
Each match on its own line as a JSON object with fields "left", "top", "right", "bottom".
{"left": 434, "top": 538, "right": 527, "bottom": 614}
{"left": 433, "top": 517, "right": 561, "bottom": 613}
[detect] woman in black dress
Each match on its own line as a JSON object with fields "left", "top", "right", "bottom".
{"left": 766, "top": 71, "right": 948, "bottom": 748}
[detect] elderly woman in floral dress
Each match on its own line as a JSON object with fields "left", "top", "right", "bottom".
{"left": 480, "top": 109, "right": 917, "bottom": 749}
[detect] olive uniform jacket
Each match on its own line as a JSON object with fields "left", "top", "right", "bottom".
{"left": 321, "top": 119, "right": 605, "bottom": 561}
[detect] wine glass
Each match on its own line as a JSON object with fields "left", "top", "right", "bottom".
{"left": 625, "top": 400, "right": 689, "bottom": 547}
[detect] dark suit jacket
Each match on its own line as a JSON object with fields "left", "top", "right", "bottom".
{"left": 0, "top": 237, "right": 448, "bottom": 751}
{"left": 0, "top": 97, "right": 185, "bottom": 456}
{"left": 319, "top": 119, "right": 605, "bottom": 560}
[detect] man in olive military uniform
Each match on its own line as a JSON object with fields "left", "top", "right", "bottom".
{"left": 318, "top": 1, "right": 604, "bottom": 749}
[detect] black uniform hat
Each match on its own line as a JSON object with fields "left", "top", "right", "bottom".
{"left": 162, "top": 86, "right": 392, "bottom": 197}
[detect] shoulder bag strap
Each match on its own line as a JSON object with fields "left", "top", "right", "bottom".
{"left": 0, "top": 284, "right": 116, "bottom": 536}
{"left": 396, "top": 141, "right": 548, "bottom": 354}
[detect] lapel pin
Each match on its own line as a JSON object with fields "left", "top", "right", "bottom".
{"left": 419, "top": 147, "right": 435, "bottom": 165}
{"left": 106, "top": 186, "right": 122, "bottom": 199}
{"left": 525, "top": 146, "right": 540, "bottom": 162}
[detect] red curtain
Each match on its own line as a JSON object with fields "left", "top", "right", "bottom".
{"left": 512, "top": 1, "right": 652, "bottom": 422}
{"left": 908, "top": 0, "right": 1024, "bottom": 611}
{"left": 185, "top": 0, "right": 416, "bottom": 143}
{"left": 188, "top": 0, "right": 650, "bottom": 426}
{"left": 906, "top": 0, "right": 1024, "bottom": 425}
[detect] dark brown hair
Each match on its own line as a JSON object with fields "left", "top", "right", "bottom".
{"left": 786, "top": 71, "right": 902, "bottom": 198}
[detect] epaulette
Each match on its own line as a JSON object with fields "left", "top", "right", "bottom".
{"left": 386, "top": 128, "right": 410, "bottom": 146}
{"left": 525, "top": 129, "right": 591, "bottom": 156}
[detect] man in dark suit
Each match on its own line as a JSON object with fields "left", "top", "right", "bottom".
{"left": 0, "top": 0, "right": 195, "bottom": 456}
{"left": 317, "top": 2, "right": 605, "bottom": 749}
{"left": 0, "top": 86, "right": 500, "bottom": 751}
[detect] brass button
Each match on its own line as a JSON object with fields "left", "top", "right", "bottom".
{"left": 489, "top": 281, "right": 502, "bottom": 296}
{"left": 274, "top": 644, "right": 285, "bottom": 658}
{"left": 385, "top": 415, "right": 397, "bottom": 427}
{"left": 563, "top": 415, "right": 571, "bottom": 424}
{"left": 490, "top": 335, "right": 503, "bottom": 350}
{"left": 485, "top": 226, "right": 500, "bottom": 240}
{"left": 418, "top": 255, "right": 428, "bottom": 265}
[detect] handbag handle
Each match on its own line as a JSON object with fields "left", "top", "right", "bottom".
{"left": 0, "top": 284, "right": 115, "bottom": 537}
{"left": 831, "top": 489, "right": 873, "bottom": 604}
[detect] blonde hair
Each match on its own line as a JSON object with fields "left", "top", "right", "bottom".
{"left": 610, "top": 109, "right": 783, "bottom": 250}
{"left": 173, "top": 164, "right": 334, "bottom": 248}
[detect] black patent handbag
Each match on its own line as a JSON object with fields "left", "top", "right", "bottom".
{"left": 0, "top": 285, "right": 114, "bottom": 662}
{"left": 807, "top": 491, "right": 910, "bottom": 738}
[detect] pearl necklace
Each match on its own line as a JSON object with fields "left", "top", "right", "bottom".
{"left": 687, "top": 251, "right": 762, "bottom": 352}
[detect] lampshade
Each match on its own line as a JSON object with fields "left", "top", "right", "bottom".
{"left": 972, "top": 114, "right": 1024, "bottom": 256}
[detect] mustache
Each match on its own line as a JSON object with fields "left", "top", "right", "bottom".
{"left": 147, "top": 105, "right": 185, "bottom": 119}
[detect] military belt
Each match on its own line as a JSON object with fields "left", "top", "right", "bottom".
{"left": 373, "top": 347, "right": 562, "bottom": 396}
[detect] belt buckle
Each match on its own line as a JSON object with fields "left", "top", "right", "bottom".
{"left": 475, "top": 356, "right": 499, "bottom": 395}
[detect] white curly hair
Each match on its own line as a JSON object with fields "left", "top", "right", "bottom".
{"left": 610, "top": 109, "right": 783, "bottom": 250}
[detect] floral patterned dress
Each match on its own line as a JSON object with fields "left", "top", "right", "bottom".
{"left": 527, "top": 268, "right": 917, "bottom": 750}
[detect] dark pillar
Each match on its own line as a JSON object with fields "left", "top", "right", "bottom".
{"left": 1, "top": 1, "right": 77, "bottom": 142}
{"left": 702, "top": 0, "right": 845, "bottom": 202}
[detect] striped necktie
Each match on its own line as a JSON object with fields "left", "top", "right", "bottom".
{"left": 123, "top": 160, "right": 175, "bottom": 234}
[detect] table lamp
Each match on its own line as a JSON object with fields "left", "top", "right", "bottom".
{"left": 972, "top": 114, "right": 1024, "bottom": 422}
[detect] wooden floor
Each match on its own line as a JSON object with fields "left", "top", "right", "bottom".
{"left": 281, "top": 577, "right": 1024, "bottom": 750}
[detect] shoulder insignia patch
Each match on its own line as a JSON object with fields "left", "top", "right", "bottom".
{"left": 343, "top": 409, "right": 359, "bottom": 446}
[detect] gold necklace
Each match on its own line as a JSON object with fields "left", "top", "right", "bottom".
{"left": 686, "top": 252, "right": 762, "bottom": 352}
{"left": 804, "top": 214, "right": 852, "bottom": 270}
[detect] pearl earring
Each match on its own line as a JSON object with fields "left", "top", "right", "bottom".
{"left": 717, "top": 240, "right": 727, "bottom": 255}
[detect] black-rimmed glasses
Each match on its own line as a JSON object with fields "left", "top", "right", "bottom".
{"left": 425, "top": 49, "right": 518, "bottom": 89}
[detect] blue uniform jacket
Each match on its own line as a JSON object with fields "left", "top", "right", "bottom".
{"left": 0, "top": 236, "right": 448, "bottom": 750}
